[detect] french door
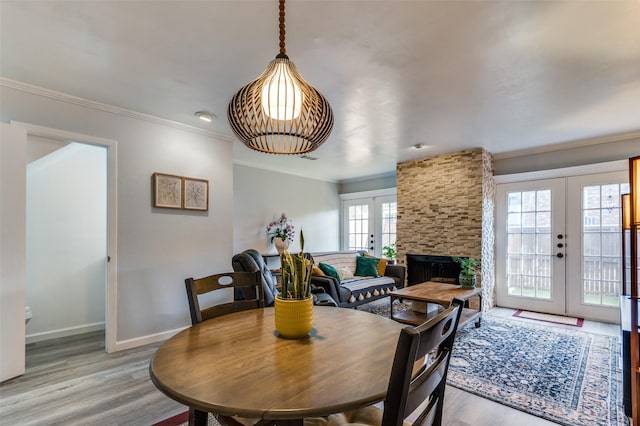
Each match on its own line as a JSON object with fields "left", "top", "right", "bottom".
{"left": 342, "top": 194, "right": 397, "bottom": 256}
{"left": 496, "top": 178, "right": 566, "bottom": 315}
{"left": 497, "top": 171, "right": 629, "bottom": 322}
{"left": 566, "top": 172, "right": 629, "bottom": 323}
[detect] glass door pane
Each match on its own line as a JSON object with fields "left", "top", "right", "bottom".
{"left": 377, "top": 197, "right": 397, "bottom": 257}
{"left": 581, "top": 184, "right": 628, "bottom": 306}
{"left": 346, "top": 203, "right": 370, "bottom": 251}
{"left": 505, "top": 189, "right": 552, "bottom": 299}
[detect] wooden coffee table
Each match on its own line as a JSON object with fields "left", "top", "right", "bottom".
{"left": 389, "top": 281, "right": 482, "bottom": 328}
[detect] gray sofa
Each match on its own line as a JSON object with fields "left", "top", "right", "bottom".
{"left": 309, "top": 251, "right": 406, "bottom": 308}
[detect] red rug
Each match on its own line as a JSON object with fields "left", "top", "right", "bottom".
{"left": 152, "top": 411, "right": 220, "bottom": 426}
{"left": 152, "top": 411, "right": 188, "bottom": 426}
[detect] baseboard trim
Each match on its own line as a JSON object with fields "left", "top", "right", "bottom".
{"left": 110, "top": 326, "right": 188, "bottom": 352}
{"left": 26, "top": 322, "right": 106, "bottom": 344}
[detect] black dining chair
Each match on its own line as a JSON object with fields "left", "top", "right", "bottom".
{"left": 305, "top": 298, "right": 464, "bottom": 426}
{"left": 185, "top": 270, "right": 264, "bottom": 326}
{"left": 184, "top": 271, "right": 265, "bottom": 426}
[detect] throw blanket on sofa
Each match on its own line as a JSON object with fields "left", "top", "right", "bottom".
{"left": 341, "top": 276, "right": 398, "bottom": 304}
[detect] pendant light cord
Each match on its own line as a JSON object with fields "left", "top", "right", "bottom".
{"left": 279, "top": 0, "right": 286, "bottom": 55}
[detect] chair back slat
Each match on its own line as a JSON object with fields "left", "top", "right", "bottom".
{"left": 201, "top": 299, "right": 264, "bottom": 322}
{"left": 412, "top": 397, "right": 438, "bottom": 426}
{"left": 405, "top": 353, "right": 448, "bottom": 418}
{"left": 382, "top": 298, "right": 464, "bottom": 426}
{"left": 185, "top": 271, "right": 264, "bottom": 326}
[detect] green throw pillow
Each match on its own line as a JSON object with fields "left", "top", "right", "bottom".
{"left": 355, "top": 256, "right": 380, "bottom": 277}
{"left": 318, "top": 263, "right": 341, "bottom": 284}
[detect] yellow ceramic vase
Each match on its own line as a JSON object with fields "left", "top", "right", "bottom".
{"left": 274, "top": 296, "right": 313, "bottom": 339}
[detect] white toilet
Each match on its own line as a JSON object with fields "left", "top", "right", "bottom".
{"left": 25, "top": 306, "right": 32, "bottom": 324}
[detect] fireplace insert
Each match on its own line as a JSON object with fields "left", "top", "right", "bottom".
{"left": 406, "top": 254, "right": 462, "bottom": 286}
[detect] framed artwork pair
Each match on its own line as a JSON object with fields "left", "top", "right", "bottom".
{"left": 153, "top": 172, "right": 209, "bottom": 211}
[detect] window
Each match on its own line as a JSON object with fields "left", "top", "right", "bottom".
{"left": 341, "top": 190, "right": 396, "bottom": 256}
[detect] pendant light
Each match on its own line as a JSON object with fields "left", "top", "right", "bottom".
{"left": 227, "top": 0, "right": 333, "bottom": 154}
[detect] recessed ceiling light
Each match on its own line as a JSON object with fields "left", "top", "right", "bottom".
{"left": 195, "top": 111, "right": 216, "bottom": 122}
{"left": 412, "top": 143, "right": 426, "bottom": 149}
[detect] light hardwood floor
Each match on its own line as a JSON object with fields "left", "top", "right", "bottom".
{"left": 0, "top": 308, "right": 620, "bottom": 426}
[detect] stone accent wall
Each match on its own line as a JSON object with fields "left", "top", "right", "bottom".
{"left": 396, "top": 148, "right": 496, "bottom": 308}
{"left": 481, "top": 149, "right": 496, "bottom": 311}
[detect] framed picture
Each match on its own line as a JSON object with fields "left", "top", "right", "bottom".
{"left": 183, "top": 177, "right": 209, "bottom": 211}
{"left": 153, "top": 173, "right": 183, "bottom": 209}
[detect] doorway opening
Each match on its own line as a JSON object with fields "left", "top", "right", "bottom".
{"left": 26, "top": 140, "right": 107, "bottom": 347}
{"left": 16, "top": 122, "right": 117, "bottom": 353}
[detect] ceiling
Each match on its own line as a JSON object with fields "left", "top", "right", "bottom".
{"left": 1, "top": 1, "right": 639, "bottom": 182}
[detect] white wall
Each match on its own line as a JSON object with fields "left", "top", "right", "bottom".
{"left": 233, "top": 165, "right": 340, "bottom": 254}
{"left": 494, "top": 136, "right": 640, "bottom": 175}
{"left": 26, "top": 142, "right": 106, "bottom": 341}
{"left": 339, "top": 172, "right": 396, "bottom": 195}
{"left": 1, "top": 84, "right": 234, "bottom": 347}
{"left": 0, "top": 123, "right": 26, "bottom": 381}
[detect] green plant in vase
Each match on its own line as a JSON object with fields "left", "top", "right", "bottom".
{"left": 279, "top": 230, "right": 312, "bottom": 300}
{"left": 452, "top": 256, "right": 481, "bottom": 288}
{"left": 275, "top": 230, "right": 314, "bottom": 339}
{"left": 382, "top": 243, "right": 397, "bottom": 264}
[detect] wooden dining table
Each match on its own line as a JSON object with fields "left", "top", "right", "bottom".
{"left": 149, "top": 306, "right": 405, "bottom": 425}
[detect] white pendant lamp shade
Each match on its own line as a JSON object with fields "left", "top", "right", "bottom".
{"left": 261, "top": 60, "right": 303, "bottom": 121}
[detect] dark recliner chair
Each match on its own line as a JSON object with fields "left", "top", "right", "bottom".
{"left": 232, "top": 249, "right": 279, "bottom": 306}
{"left": 232, "top": 249, "right": 338, "bottom": 307}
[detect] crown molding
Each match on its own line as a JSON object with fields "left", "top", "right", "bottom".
{"left": 0, "top": 77, "right": 236, "bottom": 142}
{"left": 494, "top": 131, "right": 640, "bottom": 160}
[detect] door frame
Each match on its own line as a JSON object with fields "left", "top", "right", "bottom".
{"left": 12, "top": 122, "right": 118, "bottom": 352}
{"left": 495, "top": 159, "right": 628, "bottom": 321}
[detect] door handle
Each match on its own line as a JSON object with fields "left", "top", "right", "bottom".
{"left": 556, "top": 253, "right": 564, "bottom": 258}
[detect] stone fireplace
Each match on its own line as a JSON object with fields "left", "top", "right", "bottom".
{"left": 396, "top": 148, "right": 495, "bottom": 310}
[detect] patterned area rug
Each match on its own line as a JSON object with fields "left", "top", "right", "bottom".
{"left": 448, "top": 315, "right": 628, "bottom": 426}
{"left": 356, "top": 297, "right": 412, "bottom": 316}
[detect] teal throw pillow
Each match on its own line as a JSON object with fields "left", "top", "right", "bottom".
{"left": 355, "top": 256, "right": 380, "bottom": 277}
{"left": 318, "top": 263, "right": 341, "bottom": 284}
